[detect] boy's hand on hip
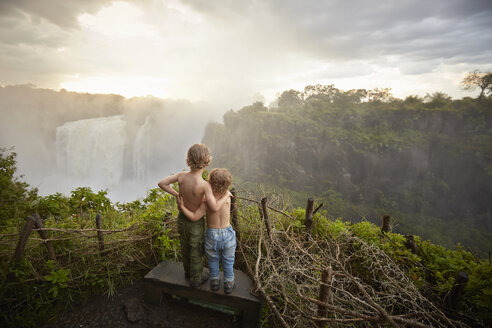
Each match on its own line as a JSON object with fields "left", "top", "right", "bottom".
{"left": 177, "top": 195, "right": 184, "bottom": 210}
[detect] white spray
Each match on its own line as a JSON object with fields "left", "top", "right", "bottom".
{"left": 56, "top": 115, "right": 127, "bottom": 186}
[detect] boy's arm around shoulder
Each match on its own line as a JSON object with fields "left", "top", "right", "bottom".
{"left": 157, "top": 173, "right": 180, "bottom": 198}
{"left": 217, "top": 190, "right": 232, "bottom": 210}
{"left": 204, "top": 186, "right": 232, "bottom": 212}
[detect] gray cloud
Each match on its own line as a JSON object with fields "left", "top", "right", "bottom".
{"left": 281, "top": 0, "right": 492, "bottom": 62}
{"left": 0, "top": 0, "right": 112, "bottom": 28}
{"left": 0, "top": 15, "right": 68, "bottom": 47}
{"left": 183, "top": 0, "right": 492, "bottom": 64}
{"left": 0, "top": 0, "right": 491, "bottom": 103}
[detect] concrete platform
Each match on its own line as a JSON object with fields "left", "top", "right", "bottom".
{"left": 144, "top": 261, "right": 262, "bottom": 328}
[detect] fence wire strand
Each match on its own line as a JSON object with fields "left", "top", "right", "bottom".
{"left": 234, "top": 192, "right": 469, "bottom": 328}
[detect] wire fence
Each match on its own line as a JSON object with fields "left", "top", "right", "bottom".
{"left": 229, "top": 189, "right": 471, "bottom": 328}
{"left": 1, "top": 188, "right": 476, "bottom": 327}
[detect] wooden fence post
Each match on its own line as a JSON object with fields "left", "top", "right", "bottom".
{"left": 230, "top": 188, "right": 240, "bottom": 241}
{"left": 33, "top": 213, "right": 56, "bottom": 261}
{"left": 447, "top": 271, "right": 468, "bottom": 310}
{"left": 95, "top": 214, "right": 105, "bottom": 252}
{"left": 317, "top": 266, "right": 333, "bottom": 326}
{"left": 305, "top": 198, "right": 314, "bottom": 234}
{"left": 404, "top": 235, "right": 418, "bottom": 254}
{"left": 13, "top": 215, "right": 35, "bottom": 264}
{"left": 381, "top": 215, "right": 391, "bottom": 233}
{"left": 261, "top": 197, "right": 272, "bottom": 239}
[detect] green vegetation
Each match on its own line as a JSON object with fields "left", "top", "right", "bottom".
{"left": 234, "top": 196, "right": 492, "bottom": 326}
{"left": 0, "top": 140, "right": 492, "bottom": 327}
{"left": 0, "top": 148, "right": 491, "bottom": 326}
{"left": 0, "top": 149, "right": 179, "bottom": 327}
{"left": 203, "top": 85, "right": 492, "bottom": 254}
{"left": 0, "top": 147, "right": 38, "bottom": 226}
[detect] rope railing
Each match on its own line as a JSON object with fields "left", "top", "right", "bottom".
{"left": 1, "top": 212, "right": 172, "bottom": 272}
{"left": 0, "top": 190, "right": 473, "bottom": 327}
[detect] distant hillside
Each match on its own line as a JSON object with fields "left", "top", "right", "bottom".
{"left": 203, "top": 85, "right": 492, "bottom": 253}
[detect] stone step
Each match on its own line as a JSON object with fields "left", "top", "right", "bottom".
{"left": 144, "top": 261, "right": 262, "bottom": 328}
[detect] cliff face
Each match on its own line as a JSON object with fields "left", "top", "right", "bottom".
{"left": 203, "top": 93, "right": 492, "bottom": 249}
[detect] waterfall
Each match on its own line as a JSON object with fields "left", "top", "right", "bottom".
{"left": 132, "top": 116, "right": 151, "bottom": 180}
{"left": 56, "top": 115, "right": 127, "bottom": 186}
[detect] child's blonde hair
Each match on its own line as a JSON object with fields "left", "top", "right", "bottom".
{"left": 187, "top": 144, "right": 211, "bottom": 169}
{"left": 209, "top": 168, "right": 231, "bottom": 196}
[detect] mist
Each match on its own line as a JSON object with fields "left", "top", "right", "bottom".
{"left": 201, "top": 89, "right": 492, "bottom": 253}
{"left": 0, "top": 84, "right": 225, "bottom": 202}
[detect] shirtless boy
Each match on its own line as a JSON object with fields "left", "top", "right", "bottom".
{"left": 178, "top": 168, "right": 236, "bottom": 294}
{"left": 157, "top": 144, "right": 229, "bottom": 288}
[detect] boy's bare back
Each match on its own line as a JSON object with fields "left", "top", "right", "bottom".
{"left": 157, "top": 170, "right": 208, "bottom": 211}
{"left": 176, "top": 171, "right": 209, "bottom": 212}
{"left": 205, "top": 168, "right": 233, "bottom": 228}
{"left": 206, "top": 193, "right": 231, "bottom": 229}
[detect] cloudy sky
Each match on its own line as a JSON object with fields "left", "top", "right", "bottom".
{"left": 1, "top": 0, "right": 491, "bottom": 106}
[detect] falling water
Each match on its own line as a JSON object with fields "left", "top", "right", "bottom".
{"left": 56, "top": 115, "right": 127, "bottom": 186}
{"left": 132, "top": 116, "right": 151, "bottom": 180}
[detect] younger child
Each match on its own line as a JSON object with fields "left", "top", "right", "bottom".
{"left": 178, "top": 168, "right": 236, "bottom": 294}
{"left": 157, "top": 144, "right": 229, "bottom": 288}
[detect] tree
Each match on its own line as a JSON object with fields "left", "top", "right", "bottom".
{"left": 278, "top": 89, "right": 304, "bottom": 109}
{"left": 239, "top": 101, "right": 267, "bottom": 113}
{"left": 424, "top": 92, "right": 452, "bottom": 108}
{"left": 303, "top": 84, "right": 340, "bottom": 102}
{"left": 0, "top": 148, "right": 38, "bottom": 224}
{"left": 366, "top": 88, "right": 394, "bottom": 103}
{"left": 403, "top": 95, "right": 423, "bottom": 105}
{"left": 461, "top": 70, "right": 492, "bottom": 98}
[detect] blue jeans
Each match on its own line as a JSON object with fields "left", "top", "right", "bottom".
{"left": 205, "top": 225, "right": 236, "bottom": 282}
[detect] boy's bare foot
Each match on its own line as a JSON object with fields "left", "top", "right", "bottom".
{"left": 210, "top": 279, "right": 220, "bottom": 291}
{"left": 190, "top": 271, "right": 209, "bottom": 288}
{"left": 224, "top": 281, "right": 234, "bottom": 294}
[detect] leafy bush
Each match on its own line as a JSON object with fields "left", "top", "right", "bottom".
{"left": 0, "top": 148, "right": 38, "bottom": 226}
{"left": 0, "top": 178, "right": 180, "bottom": 327}
{"left": 68, "top": 187, "right": 112, "bottom": 215}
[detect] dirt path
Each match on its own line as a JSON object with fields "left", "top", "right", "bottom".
{"left": 43, "top": 279, "right": 241, "bottom": 328}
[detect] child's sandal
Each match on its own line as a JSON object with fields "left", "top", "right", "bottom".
{"left": 224, "top": 281, "right": 234, "bottom": 294}
{"left": 210, "top": 279, "right": 220, "bottom": 291}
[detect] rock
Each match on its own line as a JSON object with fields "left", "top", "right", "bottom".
{"left": 124, "top": 297, "right": 144, "bottom": 322}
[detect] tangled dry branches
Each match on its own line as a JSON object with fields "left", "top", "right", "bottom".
{"left": 236, "top": 201, "right": 468, "bottom": 328}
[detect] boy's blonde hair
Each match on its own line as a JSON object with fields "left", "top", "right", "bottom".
{"left": 209, "top": 168, "right": 231, "bottom": 196}
{"left": 187, "top": 144, "right": 212, "bottom": 169}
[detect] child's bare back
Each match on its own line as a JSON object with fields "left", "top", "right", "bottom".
{"left": 205, "top": 192, "right": 232, "bottom": 229}
{"left": 175, "top": 171, "right": 209, "bottom": 212}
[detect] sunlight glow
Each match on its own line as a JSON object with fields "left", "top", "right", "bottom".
{"left": 77, "top": 2, "right": 159, "bottom": 40}
{"left": 48, "top": 0, "right": 481, "bottom": 103}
